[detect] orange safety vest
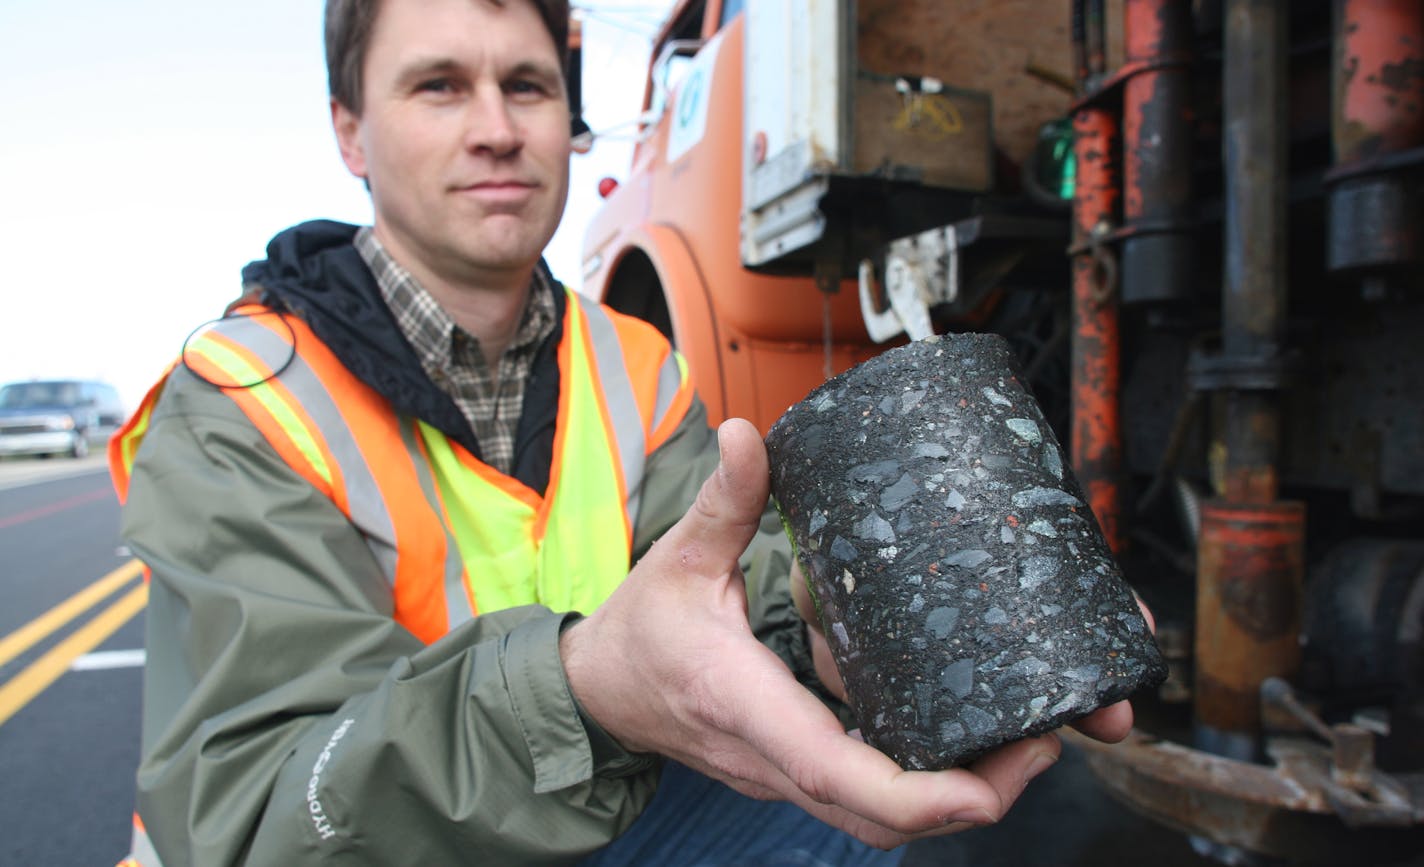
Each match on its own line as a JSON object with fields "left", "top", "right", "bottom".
{"left": 110, "top": 287, "right": 693, "bottom": 867}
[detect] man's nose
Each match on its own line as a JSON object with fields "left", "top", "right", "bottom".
{"left": 464, "top": 86, "right": 521, "bottom": 156}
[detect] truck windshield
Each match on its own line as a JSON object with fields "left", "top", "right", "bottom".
{"left": 0, "top": 382, "right": 80, "bottom": 408}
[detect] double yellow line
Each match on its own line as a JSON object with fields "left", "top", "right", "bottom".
{"left": 0, "top": 560, "right": 148, "bottom": 728}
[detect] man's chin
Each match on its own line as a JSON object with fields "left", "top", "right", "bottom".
{"left": 464, "top": 223, "right": 559, "bottom": 270}
{"left": 447, "top": 238, "right": 551, "bottom": 280}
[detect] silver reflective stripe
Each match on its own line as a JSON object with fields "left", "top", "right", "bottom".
{"left": 651, "top": 350, "right": 687, "bottom": 434}
{"left": 399, "top": 419, "right": 476, "bottom": 628}
{"left": 576, "top": 296, "right": 647, "bottom": 525}
{"left": 208, "top": 316, "right": 400, "bottom": 590}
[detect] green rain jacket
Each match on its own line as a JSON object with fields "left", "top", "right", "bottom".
{"left": 117, "top": 222, "right": 823, "bottom": 866}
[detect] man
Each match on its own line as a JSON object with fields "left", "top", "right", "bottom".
{"left": 111, "top": 1, "right": 1135, "bottom": 864}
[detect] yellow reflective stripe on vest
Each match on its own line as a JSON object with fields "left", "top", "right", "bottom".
{"left": 184, "top": 326, "right": 341, "bottom": 498}
{"left": 197, "top": 314, "right": 406, "bottom": 586}
{"left": 541, "top": 291, "right": 637, "bottom": 610}
{"left": 123, "top": 288, "right": 674, "bottom": 630}
{"left": 162, "top": 311, "right": 462, "bottom": 641}
{"left": 110, "top": 363, "right": 175, "bottom": 504}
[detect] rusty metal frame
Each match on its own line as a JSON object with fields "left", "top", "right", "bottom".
{"left": 1068, "top": 729, "right": 1424, "bottom": 864}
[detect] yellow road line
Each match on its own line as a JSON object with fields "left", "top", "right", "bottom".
{"left": 0, "top": 582, "right": 148, "bottom": 728}
{"left": 0, "top": 559, "right": 143, "bottom": 669}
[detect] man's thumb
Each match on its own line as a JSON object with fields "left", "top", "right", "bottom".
{"left": 662, "top": 419, "right": 771, "bottom": 577}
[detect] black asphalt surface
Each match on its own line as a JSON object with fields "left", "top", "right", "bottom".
{"left": 0, "top": 457, "right": 141, "bottom": 866}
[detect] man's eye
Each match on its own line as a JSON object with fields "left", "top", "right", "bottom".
{"left": 508, "top": 79, "right": 548, "bottom": 97}
{"left": 416, "top": 78, "right": 455, "bottom": 94}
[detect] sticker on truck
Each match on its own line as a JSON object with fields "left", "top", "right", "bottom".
{"left": 667, "top": 38, "right": 721, "bottom": 164}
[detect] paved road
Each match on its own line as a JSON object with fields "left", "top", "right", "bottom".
{"left": 2, "top": 457, "right": 1410, "bottom": 867}
{"left": 0, "top": 455, "right": 141, "bottom": 866}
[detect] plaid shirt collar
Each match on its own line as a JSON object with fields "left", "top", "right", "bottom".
{"left": 353, "top": 226, "right": 558, "bottom": 383}
{"left": 353, "top": 227, "right": 559, "bottom": 473}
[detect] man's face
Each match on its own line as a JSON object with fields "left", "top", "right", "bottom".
{"left": 333, "top": 0, "right": 571, "bottom": 289}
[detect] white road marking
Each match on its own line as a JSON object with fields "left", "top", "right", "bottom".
{"left": 70, "top": 649, "right": 146, "bottom": 671}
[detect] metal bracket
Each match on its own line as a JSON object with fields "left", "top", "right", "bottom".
{"left": 857, "top": 225, "right": 959, "bottom": 343}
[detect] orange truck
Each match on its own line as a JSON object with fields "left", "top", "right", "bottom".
{"left": 579, "top": 1, "right": 1424, "bottom": 864}
{"left": 581, "top": 1, "right": 1076, "bottom": 433}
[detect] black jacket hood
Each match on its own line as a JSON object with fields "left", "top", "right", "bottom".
{"left": 238, "top": 220, "right": 563, "bottom": 491}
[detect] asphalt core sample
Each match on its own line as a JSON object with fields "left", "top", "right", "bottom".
{"left": 766, "top": 334, "right": 1166, "bottom": 770}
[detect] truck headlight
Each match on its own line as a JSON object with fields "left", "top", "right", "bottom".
{"left": 45, "top": 416, "right": 75, "bottom": 431}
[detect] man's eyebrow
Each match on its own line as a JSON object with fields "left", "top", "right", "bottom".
{"left": 391, "top": 57, "right": 562, "bottom": 89}
{"left": 393, "top": 57, "right": 464, "bottom": 87}
{"left": 505, "top": 60, "right": 563, "bottom": 85}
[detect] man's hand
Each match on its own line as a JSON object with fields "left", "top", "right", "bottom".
{"left": 561, "top": 419, "right": 1088, "bottom": 848}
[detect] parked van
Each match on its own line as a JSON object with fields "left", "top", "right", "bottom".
{"left": 0, "top": 379, "right": 126, "bottom": 459}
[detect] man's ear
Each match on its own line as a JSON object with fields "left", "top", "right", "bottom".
{"left": 331, "top": 98, "right": 368, "bottom": 180}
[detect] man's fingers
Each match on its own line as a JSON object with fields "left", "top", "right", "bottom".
{"left": 762, "top": 784, "right": 981, "bottom": 850}
{"left": 722, "top": 670, "right": 1007, "bottom": 834}
{"left": 707, "top": 418, "right": 771, "bottom": 520}
{"left": 653, "top": 418, "right": 771, "bottom": 580}
{"left": 702, "top": 671, "right": 1050, "bottom": 845}
{"left": 1131, "top": 588, "right": 1157, "bottom": 634}
{"left": 962, "top": 732, "right": 1060, "bottom": 814}
{"left": 1069, "top": 699, "right": 1134, "bottom": 743}
{"left": 780, "top": 733, "right": 1061, "bottom": 844}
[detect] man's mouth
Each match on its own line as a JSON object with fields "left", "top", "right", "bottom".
{"left": 454, "top": 180, "right": 537, "bottom": 207}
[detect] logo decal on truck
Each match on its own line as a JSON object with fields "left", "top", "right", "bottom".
{"left": 667, "top": 38, "right": 721, "bottom": 164}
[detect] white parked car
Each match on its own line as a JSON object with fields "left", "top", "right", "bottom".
{"left": 0, "top": 379, "right": 126, "bottom": 459}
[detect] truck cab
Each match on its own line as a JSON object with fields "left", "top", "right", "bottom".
{"left": 582, "top": 0, "right": 853, "bottom": 432}
{"left": 581, "top": 0, "right": 1075, "bottom": 432}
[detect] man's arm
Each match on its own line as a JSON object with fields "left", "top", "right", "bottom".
{"left": 124, "top": 372, "right": 656, "bottom": 867}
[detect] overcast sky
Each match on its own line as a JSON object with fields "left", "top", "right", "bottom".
{"left": 0, "top": 0, "right": 673, "bottom": 408}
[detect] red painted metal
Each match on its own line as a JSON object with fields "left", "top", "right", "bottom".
{"left": 1195, "top": 499, "right": 1306, "bottom": 735}
{"left": 1071, "top": 105, "right": 1124, "bottom": 555}
{"left": 1328, "top": 0, "right": 1424, "bottom": 292}
{"left": 1335, "top": 0, "right": 1424, "bottom": 162}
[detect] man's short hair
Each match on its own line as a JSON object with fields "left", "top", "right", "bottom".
{"left": 325, "top": 0, "right": 571, "bottom": 115}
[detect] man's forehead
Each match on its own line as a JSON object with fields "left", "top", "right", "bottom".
{"left": 371, "top": 0, "right": 546, "bottom": 37}
{"left": 370, "top": 0, "right": 559, "bottom": 66}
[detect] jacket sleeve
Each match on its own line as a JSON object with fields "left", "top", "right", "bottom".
{"left": 122, "top": 369, "right": 656, "bottom": 867}
{"left": 632, "top": 399, "right": 846, "bottom": 712}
